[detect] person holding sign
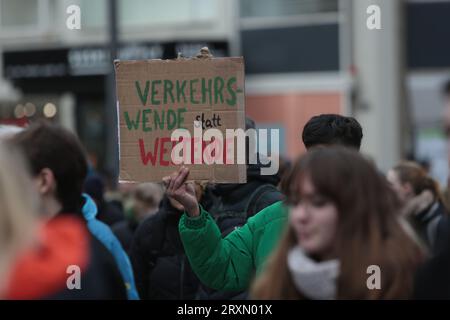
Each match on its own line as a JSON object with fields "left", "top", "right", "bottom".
{"left": 164, "top": 114, "right": 364, "bottom": 293}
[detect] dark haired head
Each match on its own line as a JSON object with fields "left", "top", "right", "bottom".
{"left": 11, "top": 121, "right": 88, "bottom": 214}
{"left": 302, "top": 114, "right": 363, "bottom": 150}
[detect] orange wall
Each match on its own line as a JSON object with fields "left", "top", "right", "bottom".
{"left": 246, "top": 92, "right": 342, "bottom": 159}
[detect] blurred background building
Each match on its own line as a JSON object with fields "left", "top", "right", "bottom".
{"left": 0, "top": 0, "right": 449, "bottom": 185}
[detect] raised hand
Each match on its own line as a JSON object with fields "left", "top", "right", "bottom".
{"left": 163, "top": 166, "right": 200, "bottom": 217}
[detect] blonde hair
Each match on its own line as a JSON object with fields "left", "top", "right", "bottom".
{"left": 0, "top": 142, "right": 38, "bottom": 292}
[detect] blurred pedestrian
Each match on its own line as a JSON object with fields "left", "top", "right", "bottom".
{"left": 387, "top": 161, "right": 450, "bottom": 254}
{"left": 84, "top": 173, "right": 125, "bottom": 226}
{"left": 130, "top": 182, "right": 205, "bottom": 300}
{"left": 112, "top": 182, "right": 163, "bottom": 253}
{"left": 10, "top": 122, "right": 129, "bottom": 299}
{"left": 413, "top": 79, "right": 450, "bottom": 299}
{"left": 165, "top": 114, "right": 364, "bottom": 293}
{"left": 251, "top": 147, "right": 424, "bottom": 299}
{"left": 1, "top": 126, "right": 96, "bottom": 299}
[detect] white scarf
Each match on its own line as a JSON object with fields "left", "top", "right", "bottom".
{"left": 287, "top": 247, "right": 340, "bottom": 300}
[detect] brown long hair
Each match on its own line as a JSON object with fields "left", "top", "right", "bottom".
{"left": 252, "top": 147, "right": 425, "bottom": 299}
{"left": 393, "top": 161, "right": 443, "bottom": 203}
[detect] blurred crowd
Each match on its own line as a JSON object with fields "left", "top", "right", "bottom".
{"left": 1, "top": 81, "right": 450, "bottom": 300}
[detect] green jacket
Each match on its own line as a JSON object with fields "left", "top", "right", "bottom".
{"left": 178, "top": 201, "right": 288, "bottom": 291}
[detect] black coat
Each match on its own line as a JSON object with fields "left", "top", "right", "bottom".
{"left": 207, "top": 161, "right": 283, "bottom": 234}
{"left": 49, "top": 233, "right": 127, "bottom": 299}
{"left": 130, "top": 198, "right": 201, "bottom": 300}
{"left": 112, "top": 218, "right": 139, "bottom": 255}
{"left": 56, "top": 208, "right": 127, "bottom": 299}
{"left": 410, "top": 201, "right": 449, "bottom": 254}
{"left": 414, "top": 214, "right": 450, "bottom": 299}
{"left": 96, "top": 200, "right": 125, "bottom": 226}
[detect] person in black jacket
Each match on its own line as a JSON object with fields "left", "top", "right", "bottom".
{"left": 208, "top": 117, "right": 284, "bottom": 228}
{"left": 130, "top": 184, "right": 206, "bottom": 300}
{"left": 413, "top": 80, "right": 450, "bottom": 299}
{"left": 414, "top": 214, "right": 450, "bottom": 299}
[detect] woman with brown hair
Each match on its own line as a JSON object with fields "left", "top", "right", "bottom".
{"left": 387, "top": 161, "right": 449, "bottom": 254}
{"left": 251, "top": 147, "right": 424, "bottom": 300}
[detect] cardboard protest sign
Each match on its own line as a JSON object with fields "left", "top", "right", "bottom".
{"left": 114, "top": 55, "right": 246, "bottom": 184}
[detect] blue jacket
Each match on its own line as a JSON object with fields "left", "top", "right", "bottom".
{"left": 82, "top": 194, "right": 139, "bottom": 300}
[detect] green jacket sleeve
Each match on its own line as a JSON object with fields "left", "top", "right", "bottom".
{"left": 178, "top": 205, "right": 256, "bottom": 291}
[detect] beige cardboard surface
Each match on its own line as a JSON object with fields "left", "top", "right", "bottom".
{"left": 115, "top": 57, "right": 246, "bottom": 183}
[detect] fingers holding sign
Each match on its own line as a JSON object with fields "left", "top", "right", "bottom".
{"left": 173, "top": 167, "right": 190, "bottom": 191}
{"left": 163, "top": 166, "right": 200, "bottom": 217}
